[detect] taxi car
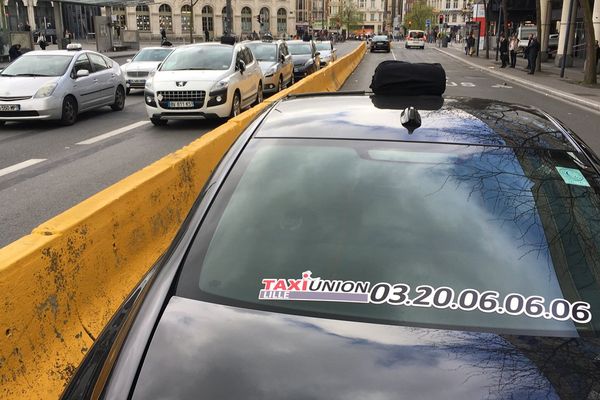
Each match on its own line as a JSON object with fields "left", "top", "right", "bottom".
{"left": 144, "top": 42, "right": 263, "bottom": 125}
{"left": 287, "top": 39, "right": 320, "bottom": 81}
{"left": 62, "top": 62, "right": 600, "bottom": 399}
{"left": 245, "top": 40, "right": 294, "bottom": 94}
{"left": 120, "top": 47, "right": 174, "bottom": 94}
{"left": 0, "top": 44, "right": 126, "bottom": 126}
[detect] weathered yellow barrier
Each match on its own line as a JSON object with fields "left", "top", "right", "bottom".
{"left": 0, "top": 41, "right": 366, "bottom": 399}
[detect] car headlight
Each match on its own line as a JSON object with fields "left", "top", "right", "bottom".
{"left": 210, "top": 79, "right": 229, "bottom": 95}
{"left": 265, "top": 65, "right": 277, "bottom": 77}
{"left": 33, "top": 82, "right": 58, "bottom": 98}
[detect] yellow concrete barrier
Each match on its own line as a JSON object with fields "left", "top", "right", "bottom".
{"left": 0, "top": 41, "right": 366, "bottom": 399}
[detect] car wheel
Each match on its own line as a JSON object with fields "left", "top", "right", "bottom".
{"left": 277, "top": 75, "right": 283, "bottom": 92}
{"left": 126, "top": 87, "right": 131, "bottom": 95}
{"left": 229, "top": 91, "right": 241, "bottom": 118}
{"left": 60, "top": 96, "right": 78, "bottom": 126}
{"left": 150, "top": 117, "right": 167, "bottom": 126}
{"left": 253, "top": 82, "right": 263, "bottom": 106}
{"left": 111, "top": 86, "right": 125, "bottom": 111}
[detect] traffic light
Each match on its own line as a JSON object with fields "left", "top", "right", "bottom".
{"left": 439, "top": 15, "right": 444, "bottom": 24}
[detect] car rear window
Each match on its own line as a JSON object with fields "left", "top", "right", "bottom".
{"left": 409, "top": 31, "right": 425, "bottom": 39}
{"left": 373, "top": 36, "right": 388, "bottom": 41}
{"left": 177, "top": 139, "right": 600, "bottom": 337}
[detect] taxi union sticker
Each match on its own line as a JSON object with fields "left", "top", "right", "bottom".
{"left": 258, "top": 271, "right": 592, "bottom": 324}
{"left": 556, "top": 166, "right": 590, "bottom": 187}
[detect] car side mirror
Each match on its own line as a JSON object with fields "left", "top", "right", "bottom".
{"left": 236, "top": 60, "right": 246, "bottom": 73}
{"left": 126, "top": 58, "right": 132, "bottom": 63}
{"left": 76, "top": 69, "right": 90, "bottom": 78}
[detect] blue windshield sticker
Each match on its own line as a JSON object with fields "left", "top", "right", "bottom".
{"left": 556, "top": 167, "right": 590, "bottom": 187}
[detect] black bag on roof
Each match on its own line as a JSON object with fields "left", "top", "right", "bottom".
{"left": 369, "top": 60, "right": 446, "bottom": 96}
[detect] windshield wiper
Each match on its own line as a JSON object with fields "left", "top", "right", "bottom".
{"left": 0, "top": 73, "right": 15, "bottom": 77}
{"left": 14, "top": 73, "right": 51, "bottom": 77}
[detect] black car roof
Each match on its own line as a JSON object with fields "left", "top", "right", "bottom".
{"left": 255, "top": 93, "right": 576, "bottom": 151}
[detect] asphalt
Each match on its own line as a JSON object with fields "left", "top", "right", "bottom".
{"left": 433, "top": 41, "right": 600, "bottom": 114}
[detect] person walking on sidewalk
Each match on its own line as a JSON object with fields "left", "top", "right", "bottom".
{"left": 466, "top": 33, "right": 475, "bottom": 56}
{"left": 525, "top": 34, "right": 533, "bottom": 70}
{"left": 527, "top": 35, "right": 540, "bottom": 75}
{"left": 8, "top": 44, "right": 22, "bottom": 62}
{"left": 499, "top": 34, "right": 509, "bottom": 68}
{"left": 509, "top": 34, "right": 518, "bottom": 68}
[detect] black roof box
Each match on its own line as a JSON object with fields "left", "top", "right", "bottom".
{"left": 369, "top": 61, "right": 446, "bottom": 96}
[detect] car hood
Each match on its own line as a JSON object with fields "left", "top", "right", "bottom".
{"left": 122, "top": 61, "right": 162, "bottom": 72}
{"left": 0, "top": 76, "right": 58, "bottom": 96}
{"left": 132, "top": 297, "right": 600, "bottom": 399}
{"left": 258, "top": 61, "right": 277, "bottom": 73}
{"left": 153, "top": 69, "right": 230, "bottom": 83}
{"left": 292, "top": 54, "right": 312, "bottom": 65}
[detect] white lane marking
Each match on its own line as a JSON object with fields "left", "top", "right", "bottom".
{"left": 76, "top": 120, "right": 150, "bottom": 145}
{"left": 460, "top": 82, "right": 476, "bottom": 87}
{"left": 391, "top": 49, "right": 397, "bottom": 60}
{"left": 447, "top": 81, "right": 458, "bottom": 86}
{"left": 492, "top": 83, "right": 513, "bottom": 88}
{"left": 0, "top": 159, "right": 46, "bottom": 177}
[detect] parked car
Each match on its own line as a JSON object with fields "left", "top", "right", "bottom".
{"left": 315, "top": 40, "right": 337, "bottom": 65}
{"left": 62, "top": 61, "right": 600, "bottom": 399}
{"left": 144, "top": 42, "right": 264, "bottom": 125}
{"left": 120, "top": 47, "right": 174, "bottom": 95}
{"left": 287, "top": 39, "right": 321, "bottom": 81}
{"left": 245, "top": 40, "right": 294, "bottom": 94}
{"left": 405, "top": 30, "right": 426, "bottom": 49}
{"left": 370, "top": 35, "right": 391, "bottom": 53}
{"left": 0, "top": 44, "right": 126, "bottom": 126}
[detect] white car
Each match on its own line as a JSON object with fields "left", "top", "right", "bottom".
{"left": 120, "top": 47, "right": 174, "bottom": 95}
{"left": 0, "top": 44, "right": 126, "bottom": 126}
{"left": 144, "top": 43, "right": 264, "bottom": 126}
{"left": 245, "top": 40, "right": 294, "bottom": 94}
{"left": 315, "top": 41, "right": 337, "bottom": 66}
{"left": 405, "top": 30, "right": 426, "bottom": 49}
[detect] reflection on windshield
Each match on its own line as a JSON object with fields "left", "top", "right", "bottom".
{"left": 1, "top": 55, "right": 72, "bottom": 77}
{"left": 178, "top": 138, "right": 600, "bottom": 337}
{"left": 132, "top": 48, "right": 173, "bottom": 62}
{"left": 246, "top": 44, "right": 277, "bottom": 61}
{"left": 316, "top": 43, "right": 331, "bottom": 51}
{"left": 161, "top": 46, "right": 233, "bottom": 71}
{"left": 288, "top": 44, "right": 312, "bottom": 55}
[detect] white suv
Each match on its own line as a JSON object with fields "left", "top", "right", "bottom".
{"left": 144, "top": 43, "right": 264, "bottom": 125}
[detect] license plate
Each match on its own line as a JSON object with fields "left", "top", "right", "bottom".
{"left": 0, "top": 104, "right": 20, "bottom": 111}
{"left": 169, "top": 101, "right": 194, "bottom": 108}
{"left": 131, "top": 79, "right": 144, "bottom": 84}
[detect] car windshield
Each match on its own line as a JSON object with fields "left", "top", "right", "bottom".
{"left": 0, "top": 54, "right": 72, "bottom": 76}
{"left": 288, "top": 43, "right": 312, "bottom": 55}
{"left": 373, "top": 36, "right": 388, "bottom": 41}
{"left": 315, "top": 42, "right": 332, "bottom": 51}
{"left": 177, "top": 139, "right": 600, "bottom": 338}
{"left": 246, "top": 43, "right": 277, "bottom": 61}
{"left": 132, "top": 48, "right": 173, "bottom": 62}
{"left": 160, "top": 46, "right": 233, "bottom": 71}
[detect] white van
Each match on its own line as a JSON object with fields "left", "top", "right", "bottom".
{"left": 516, "top": 25, "right": 537, "bottom": 54}
{"left": 405, "top": 30, "right": 426, "bottom": 49}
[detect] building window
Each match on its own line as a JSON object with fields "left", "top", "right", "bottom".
{"left": 259, "top": 7, "right": 270, "bottom": 33}
{"left": 370, "top": 0, "right": 375, "bottom": 8}
{"left": 181, "top": 5, "right": 192, "bottom": 32}
{"left": 241, "top": 7, "right": 252, "bottom": 33}
{"left": 451, "top": 13, "right": 457, "bottom": 22}
{"left": 159, "top": 4, "right": 173, "bottom": 33}
{"left": 359, "top": 0, "right": 365, "bottom": 8}
{"left": 445, "top": 0, "right": 450, "bottom": 9}
{"left": 277, "top": 8, "right": 286, "bottom": 34}
{"left": 370, "top": 13, "right": 374, "bottom": 21}
{"left": 136, "top": 5, "right": 150, "bottom": 31}
{"left": 112, "top": 5, "right": 126, "bottom": 37}
{"left": 453, "top": 0, "right": 458, "bottom": 8}
{"left": 202, "top": 6, "right": 214, "bottom": 33}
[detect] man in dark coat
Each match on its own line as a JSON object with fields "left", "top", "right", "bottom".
{"left": 160, "top": 27, "right": 167, "bottom": 44}
{"left": 204, "top": 28, "right": 210, "bottom": 42}
{"left": 525, "top": 34, "right": 533, "bottom": 70}
{"left": 8, "top": 44, "right": 22, "bottom": 61}
{"left": 466, "top": 33, "right": 475, "bottom": 56}
{"left": 499, "top": 34, "right": 508, "bottom": 68}
{"left": 527, "top": 35, "right": 540, "bottom": 75}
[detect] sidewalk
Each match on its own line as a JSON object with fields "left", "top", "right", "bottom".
{"left": 434, "top": 41, "right": 600, "bottom": 113}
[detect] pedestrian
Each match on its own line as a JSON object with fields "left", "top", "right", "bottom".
{"left": 115, "top": 24, "right": 121, "bottom": 39}
{"left": 37, "top": 34, "right": 48, "bottom": 50}
{"left": 466, "top": 33, "right": 475, "bottom": 56}
{"left": 204, "top": 28, "right": 209, "bottom": 42}
{"left": 24, "top": 22, "right": 31, "bottom": 31}
{"left": 509, "top": 34, "right": 518, "bottom": 68}
{"left": 499, "top": 33, "right": 508, "bottom": 68}
{"left": 525, "top": 33, "right": 533, "bottom": 70}
{"left": 8, "top": 44, "right": 22, "bottom": 61}
{"left": 160, "top": 26, "right": 167, "bottom": 44}
{"left": 527, "top": 35, "right": 540, "bottom": 75}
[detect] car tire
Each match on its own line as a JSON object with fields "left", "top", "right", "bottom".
{"left": 126, "top": 87, "right": 131, "bottom": 95}
{"left": 229, "top": 91, "right": 241, "bottom": 118}
{"left": 253, "top": 82, "right": 263, "bottom": 106}
{"left": 60, "top": 96, "right": 78, "bottom": 126}
{"left": 150, "top": 117, "right": 167, "bottom": 126}
{"left": 111, "top": 86, "right": 125, "bottom": 111}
